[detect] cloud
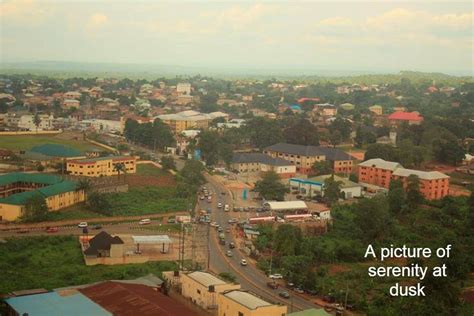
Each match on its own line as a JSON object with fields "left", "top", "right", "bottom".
{"left": 0, "top": 0, "right": 51, "bottom": 23}
{"left": 318, "top": 16, "right": 353, "bottom": 27}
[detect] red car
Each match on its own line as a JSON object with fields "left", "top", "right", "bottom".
{"left": 46, "top": 227, "right": 59, "bottom": 233}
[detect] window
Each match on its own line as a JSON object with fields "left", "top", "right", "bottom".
{"left": 238, "top": 312, "right": 244, "bottom": 316}
{"left": 197, "top": 289, "right": 201, "bottom": 294}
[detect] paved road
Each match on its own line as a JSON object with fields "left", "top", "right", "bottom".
{"left": 202, "top": 174, "right": 317, "bottom": 312}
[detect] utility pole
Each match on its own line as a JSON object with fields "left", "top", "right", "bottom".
{"left": 344, "top": 281, "right": 349, "bottom": 310}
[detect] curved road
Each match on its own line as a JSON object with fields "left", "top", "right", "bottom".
{"left": 202, "top": 174, "right": 317, "bottom": 312}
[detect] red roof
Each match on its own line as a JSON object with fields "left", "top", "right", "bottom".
{"left": 298, "top": 97, "right": 320, "bottom": 103}
{"left": 80, "top": 281, "right": 198, "bottom": 316}
{"left": 388, "top": 111, "right": 423, "bottom": 122}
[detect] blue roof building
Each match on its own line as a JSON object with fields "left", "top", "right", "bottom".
{"left": 5, "top": 292, "right": 112, "bottom": 316}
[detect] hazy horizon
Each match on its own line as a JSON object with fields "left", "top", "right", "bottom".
{"left": 1, "top": 1, "right": 472, "bottom": 76}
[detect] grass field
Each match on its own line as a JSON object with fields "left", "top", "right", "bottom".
{"left": 0, "top": 135, "right": 100, "bottom": 152}
{"left": 136, "top": 164, "right": 169, "bottom": 177}
{"left": 47, "top": 204, "right": 106, "bottom": 221}
{"left": 0, "top": 235, "right": 177, "bottom": 294}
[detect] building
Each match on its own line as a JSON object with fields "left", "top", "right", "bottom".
{"left": 369, "top": 105, "right": 383, "bottom": 116}
{"left": 83, "top": 231, "right": 125, "bottom": 259}
{"left": 313, "top": 103, "right": 337, "bottom": 117}
{"left": 157, "top": 110, "right": 228, "bottom": 134}
{"left": 262, "top": 201, "right": 308, "bottom": 212}
{"left": 79, "top": 281, "right": 198, "bottom": 316}
{"left": 218, "top": 290, "right": 287, "bottom": 316}
{"left": 264, "top": 143, "right": 354, "bottom": 174}
{"left": 388, "top": 111, "right": 423, "bottom": 126}
{"left": 288, "top": 308, "right": 331, "bottom": 316}
{"left": 67, "top": 156, "right": 137, "bottom": 177}
{"left": 64, "top": 91, "right": 82, "bottom": 99}
{"left": 289, "top": 174, "right": 362, "bottom": 199}
{"left": 217, "top": 119, "right": 246, "bottom": 129}
{"left": 62, "top": 99, "right": 81, "bottom": 110}
{"left": 177, "top": 83, "right": 192, "bottom": 95}
{"left": 231, "top": 153, "right": 296, "bottom": 178}
{"left": 179, "top": 271, "right": 241, "bottom": 309}
{"left": 4, "top": 291, "right": 112, "bottom": 316}
{"left": 358, "top": 158, "right": 449, "bottom": 200}
{"left": 339, "top": 103, "right": 355, "bottom": 111}
{"left": 0, "top": 173, "right": 85, "bottom": 221}
{"left": 17, "top": 114, "right": 54, "bottom": 131}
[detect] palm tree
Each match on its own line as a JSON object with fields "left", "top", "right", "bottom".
{"left": 77, "top": 178, "right": 92, "bottom": 202}
{"left": 113, "top": 163, "right": 126, "bottom": 182}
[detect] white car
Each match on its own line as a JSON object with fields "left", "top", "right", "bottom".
{"left": 269, "top": 273, "right": 283, "bottom": 279}
{"left": 240, "top": 259, "right": 248, "bottom": 266}
{"left": 210, "top": 222, "right": 218, "bottom": 227}
{"left": 224, "top": 204, "right": 230, "bottom": 212}
{"left": 78, "top": 222, "right": 88, "bottom": 228}
{"left": 217, "top": 203, "right": 223, "bottom": 208}
{"left": 139, "top": 219, "right": 151, "bottom": 225}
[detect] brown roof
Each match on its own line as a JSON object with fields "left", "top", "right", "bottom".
{"left": 79, "top": 281, "right": 198, "bottom": 316}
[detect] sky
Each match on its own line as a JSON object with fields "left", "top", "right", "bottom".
{"left": 0, "top": 0, "right": 473, "bottom": 75}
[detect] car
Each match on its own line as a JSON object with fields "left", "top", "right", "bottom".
{"left": 286, "top": 282, "right": 295, "bottom": 289}
{"left": 279, "top": 291, "right": 290, "bottom": 299}
{"left": 267, "top": 282, "right": 279, "bottom": 289}
{"left": 240, "top": 259, "right": 248, "bottom": 266}
{"left": 16, "top": 228, "right": 30, "bottom": 234}
{"left": 294, "top": 287, "right": 304, "bottom": 294}
{"left": 92, "top": 224, "right": 102, "bottom": 230}
{"left": 219, "top": 239, "right": 226, "bottom": 245}
{"left": 224, "top": 204, "right": 230, "bottom": 211}
{"left": 199, "top": 196, "right": 205, "bottom": 200}
{"left": 139, "top": 219, "right": 151, "bottom": 225}
{"left": 217, "top": 203, "right": 223, "bottom": 208}
{"left": 227, "top": 218, "right": 238, "bottom": 224}
{"left": 45, "top": 226, "right": 59, "bottom": 233}
{"left": 269, "top": 273, "right": 283, "bottom": 279}
{"left": 167, "top": 218, "right": 176, "bottom": 224}
{"left": 217, "top": 227, "right": 223, "bottom": 232}
{"left": 221, "top": 192, "right": 226, "bottom": 195}
{"left": 206, "top": 208, "right": 211, "bottom": 213}
{"left": 225, "top": 227, "right": 231, "bottom": 233}
{"left": 210, "top": 221, "right": 218, "bottom": 227}
{"left": 229, "top": 242, "right": 235, "bottom": 249}
{"left": 305, "top": 289, "right": 318, "bottom": 296}
{"left": 226, "top": 250, "right": 233, "bottom": 257}
{"left": 78, "top": 222, "right": 88, "bottom": 228}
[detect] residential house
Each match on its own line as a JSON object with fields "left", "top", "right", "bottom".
{"left": 388, "top": 111, "right": 423, "bottom": 126}
{"left": 62, "top": 99, "right": 80, "bottom": 110}
{"left": 232, "top": 153, "right": 296, "bottom": 178}
{"left": 177, "top": 83, "right": 192, "bottom": 95}
{"left": 218, "top": 290, "right": 287, "bottom": 316}
{"left": 83, "top": 231, "right": 125, "bottom": 258}
{"left": 369, "top": 105, "right": 383, "bottom": 116}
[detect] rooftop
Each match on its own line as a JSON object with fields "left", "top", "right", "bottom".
{"left": 5, "top": 291, "right": 111, "bottom": 316}
{"left": 288, "top": 308, "right": 331, "bottom": 316}
{"left": 83, "top": 231, "right": 124, "bottom": 256}
{"left": 358, "top": 158, "right": 402, "bottom": 171}
{"left": 309, "top": 174, "right": 362, "bottom": 188}
{"left": 232, "top": 153, "right": 293, "bottom": 166}
{"left": 68, "top": 155, "right": 135, "bottom": 164}
{"left": 186, "top": 271, "right": 227, "bottom": 287}
{"left": 392, "top": 168, "right": 449, "bottom": 180}
{"left": 263, "top": 201, "right": 308, "bottom": 211}
{"left": 264, "top": 143, "right": 353, "bottom": 161}
{"left": 388, "top": 111, "right": 423, "bottom": 122}
{"left": 223, "top": 290, "right": 273, "bottom": 310}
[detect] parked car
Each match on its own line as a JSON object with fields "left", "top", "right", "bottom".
{"left": 167, "top": 218, "right": 176, "bottom": 224}
{"left": 45, "top": 226, "right": 59, "bottom": 233}
{"left": 92, "top": 224, "right": 102, "bottom": 230}
{"left": 217, "top": 227, "right": 224, "bottom": 232}
{"left": 286, "top": 282, "right": 295, "bottom": 289}
{"left": 199, "top": 196, "right": 205, "bottom": 200}
{"left": 267, "top": 282, "right": 279, "bottom": 289}
{"left": 279, "top": 291, "right": 290, "bottom": 299}
{"left": 229, "top": 242, "right": 235, "bottom": 249}
{"left": 269, "top": 273, "right": 283, "bottom": 279}
{"left": 78, "top": 222, "right": 88, "bottom": 228}
{"left": 225, "top": 227, "right": 231, "bottom": 233}
{"left": 240, "top": 259, "right": 248, "bottom": 266}
{"left": 224, "top": 204, "right": 230, "bottom": 212}
{"left": 294, "top": 287, "right": 304, "bottom": 294}
{"left": 210, "top": 222, "right": 218, "bottom": 227}
{"left": 217, "top": 203, "right": 223, "bottom": 208}
{"left": 139, "top": 219, "right": 151, "bottom": 225}
{"left": 226, "top": 250, "right": 233, "bottom": 257}
{"left": 305, "top": 289, "right": 318, "bottom": 296}
{"left": 227, "top": 218, "right": 238, "bottom": 224}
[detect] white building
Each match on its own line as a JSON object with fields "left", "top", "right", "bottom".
{"left": 289, "top": 175, "right": 362, "bottom": 199}
{"left": 17, "top": 114, "right": 54, "bottom": 131}
{"left": 177, "top": 83, "right": 192, "bottom": 95}
{"left": 78, "top": 119, "right": 122, "bottom": 133}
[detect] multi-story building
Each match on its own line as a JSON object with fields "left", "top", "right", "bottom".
{"left": 232, "top": 153, "right": 296, "bottom": 178}
{"left": 264, "top": 143, "right": 354, "bottom": 174}
{"left": 179, "top": 271, "right": 241, "bottom": 309}
{"left": 388, "top": 111, "right": 423, "bottom": 126}
{"left": 218, "top": 290, "right": 287, "bottom": 316}
{"left": 0, "top": 173, "right": 85, "bottom": 221}
{"left": 358, "top": 158, "right": 449, "bottom": 200}
{"left": 177, "top": 82, "right": 192, "bottom": 95}
{"left": 67, "top": 156, "right": 137, "bottom": 177}
{"left": 156, "top": 110, "right": 228, "bottom": 134}
{"left": 17, "top": 114, "right": 54, "bottom": 131}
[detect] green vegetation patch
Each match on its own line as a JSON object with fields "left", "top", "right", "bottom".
{"left": 136, "top": 164, "right": 168, "bottom": 177}
{"left": 0, "top": 135, "right": 99, "bottom": 152}
{"left": 0, "top": 235, "right": 177, "bottom": 294}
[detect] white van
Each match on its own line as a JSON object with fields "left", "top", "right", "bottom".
{"left": 139, "top": 218, "right": 152, "bottom": 225}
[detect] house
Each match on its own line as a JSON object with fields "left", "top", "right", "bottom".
{"left": 339, "top": 103, "right": 355, "bottom": 111}
{"left": 177, "top": 83, "right": 192, "bottom": 95}
{"left": 264, "top": 143, "right": 354, "bottom": 174}
{"left": 217, "top": 119, "right": 246, "bottom": 129}
{"left": 156, "top": 110, "right": 227, "bottom": 134}
{"left": 218, "top": 290, "right": 287, "bottom": 316}
{"left": 4, "top": 291, "right": 112, "bottom": 316}
{"left": 62, "top": 99, "right": 80, "bottom": 110}
{"left": 231, "top": 153, "right": 296, "bottom": 178}
{"left": 288, "top": 308, "right": 331, "bottom": 316}
{"left": 17, "top": 114, "right": 54, "bottom": 131}
{"left": 67, "top": 156, "right": 137, "bottom": 177}
{"left": 388, "top": 111, "right": 423, "bottom": 126}
{"left": 369, "top": 105, "right": 383, "bottom": 116}
{"left": 83, "top": 231, "right": 125, "bottom": 258}
{"left": 289, "top": 174, "right": 362, "bottom": 199}
{"left": 0, "top": 173, "right": 85, "bottom": 221}
{"left": 313, "top": 103, "right": 337, "bottom": 117}
{"left": 358, "top": 158, "right": 449, "bottom": 200}
{"left": 64, "top": 91, "right": 82, "bottom": 99}
{"left": 178, "top": 271, "right": 241, "bottom": 309}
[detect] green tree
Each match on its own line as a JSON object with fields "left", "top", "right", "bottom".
{"left": 364, "top": 143, "right": 399, "bottom": 161}
{"left": 283, "top": 118, "right": 320, "bottom": 146}
{"left": 324, "top": 175, "right": 342, "bottom": 205}
{"left": 353, "top": 195, "right": 393, "bottom": 242}
{"left": 77, "top": 178, "right": 92, "bottom": 202}
{"left": 113, "top": 162, "right": 126, "bottom": 181}
{"left": 161, "top": 156, "right": 176, "bottom": 171}
{"left": 33, "top": 113, "right": 41, "bottom": 132}
{"left": 87, "top": 192, "right": 112, "bottom": 215}
{"left": 388, "top": 179, "right": 405, "bottom": 213}
{"left": 21, "top": 194, "right": 49, "bottom": 222}
{"left": 406, "top": 175, "right": 424, "bottom": 209}
{"left": 311, "top": 160, "right": 333, "bottom": 176}
{"left": 254, "top": 171, "right": 288, "bottom": 201}
{"left": 274, "top": 224, "right": 303, "bottom": 256}
{"left": 329, "top": 130, "right": 342, "bottom": 147}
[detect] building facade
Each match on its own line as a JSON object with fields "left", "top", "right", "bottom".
{"left": 232, "top": 153, "right": 296, "bottom": 178}
{"left": 264, "top": 143, "right": 354, "bottom": 174}
{"left": 358, "top": 158, "right": 449, "bottom": 200}
{"left": 218, "top": 290, "right": 287, "bottom": 316}
{"left": 179, "top": 271, "right": 241, "bottom": 309}
{"left": 67, "top": 156, "right": 137, "bottom": 177}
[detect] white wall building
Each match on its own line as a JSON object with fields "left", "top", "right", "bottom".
{"left": 177, "top": 83, "right": 192, "bottom": 95}
{"left": 18, "top": 114, "right": 54, "bottom": 131}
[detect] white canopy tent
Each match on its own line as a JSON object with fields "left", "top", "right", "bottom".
{"left": 132, "top": 235, "right": 172, "bottom": 253}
